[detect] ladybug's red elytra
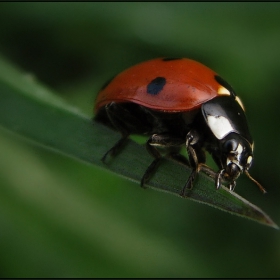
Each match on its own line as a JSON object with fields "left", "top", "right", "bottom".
{"left": 94, "top": 57, "right": 266, "bottom": 196}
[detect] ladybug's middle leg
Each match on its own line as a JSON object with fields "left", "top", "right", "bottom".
{"left": 141, "top": 133, "right": 185, "bottom": 187}
{"left": 180, "top": 131, "right": 206, "bottom": 197}
{"left": 140, "top": 139, "right": 162, "bottom": 188}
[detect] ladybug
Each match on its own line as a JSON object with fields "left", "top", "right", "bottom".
{"left": 94, "top": 57, "right": 266, "bottom": 196}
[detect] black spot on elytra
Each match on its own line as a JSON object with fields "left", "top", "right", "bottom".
{"left": 214, "top": 75, "right": 236, "bottom": 97}
{"left": 147, "top": 77, "right": 166, "bottom": 95}
{"left": 162, "top": 57, "right": 182, "bottom": 61}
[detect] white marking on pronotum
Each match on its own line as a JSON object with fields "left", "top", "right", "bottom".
{"left": 207, "top": 115, "right": 234, "bottom": 139}
{"left": 247, "top": 155, "right": 253, "bottom": 165}
{"left": 235, "top": 96, "right": 245, "bottom": 111}
{"left": 217, "top": 85, "right": 231, "bottom": 96}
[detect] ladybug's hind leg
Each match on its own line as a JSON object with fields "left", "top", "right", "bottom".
{"left": 98, "top": 102, "right": 153, "bottom": 162}
{"left": 100, "top": 102, "right": 130, "bottom": 162}
{"left": 101, "top": 135, "right": 129, "bottom": 162}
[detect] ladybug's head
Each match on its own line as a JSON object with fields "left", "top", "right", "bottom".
{"left": 219, "top": 133, "right": 266, "bottom": 193}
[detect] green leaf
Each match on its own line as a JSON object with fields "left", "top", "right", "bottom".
{"left": 0, "top": 55, "right": 278, "bottom": 229}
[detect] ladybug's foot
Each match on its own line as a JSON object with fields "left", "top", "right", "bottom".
{"left": 179, "top": 133, "right": 200, "bottom": 197}
{"left": 101, "top": 135, "right": 128, "bottom": 163}
{"left": 215, "top": 169, "right": 225, "bottom": 190}
{"left": 141, "top": 157, "right": 161, "bottom": 188}
{"left": 140, "top": 136, "right": 164, "bottom": 188}
{"left": 180, "top": 169, "right": 197, "bottom": 197}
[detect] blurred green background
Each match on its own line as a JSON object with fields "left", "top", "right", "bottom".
{"left": 0, "top": 2, "right": 280, "bottom": 277}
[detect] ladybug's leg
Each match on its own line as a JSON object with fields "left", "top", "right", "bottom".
{"left": 180, "top": 131, "right": 206, "bottom": 197}
{"left": 141, "top": 133, "right": 185, "bottom": 188}
{"left": 101, "top": 103, "right": 130, "bottom": 162}
{"left": 141, "top": 139, "right": 162, "bottom": 188}
{"left": 199, "top": 164, "right": 218, "bottom": 181}
{"left": 148, "top": 134, "right": 189, "bottom": 165}
{"left": 101, "top": 135, "right": 129, "bottom": 162}
{"left": 180, "top": 135, "right": 199, "bottom": 196}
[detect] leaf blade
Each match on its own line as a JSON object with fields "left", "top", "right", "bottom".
{"left": 0, "top": 56, "right": 278, "bottom": 229}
